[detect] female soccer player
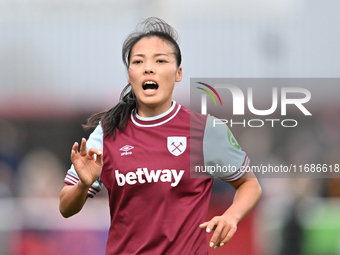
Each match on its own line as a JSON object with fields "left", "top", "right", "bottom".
{"left": 59, "top": 17, "right": 262, "bottom": 255}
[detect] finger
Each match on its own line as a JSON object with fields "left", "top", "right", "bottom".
{"left": 205, "top": 218, "right": 218, "bottom": 234}
{"left": 199, "top": 221, "right": 209, "bottom": 229}
{"left": 219, "top": 225, "right": 237, "bottom": 247}
{"left": 213, "top": 224, "right": 230, "bottom": 249}
{"left": 209, "top": 223, "right": 224, "bottom": 249}
{"left": 71, "top": 142, "right": 79, "bottom": 162}
{"left": 72, "top": 142, "right": 79, "bottom": 152}
{"left": 88, "top": 148, "right": 103, "bottom": 165}
{"left": 96, "top": 149, "right": 103, "bottom": 166}
{"left": 80, "top": 138, "right": 87, "bottom": 156}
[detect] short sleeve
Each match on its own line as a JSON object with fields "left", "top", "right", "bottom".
{"left": 63, "top": 124, "right": 104, "bottom": 198}
{"left": 203, "top": 115, "right": 250, "bottom": 182}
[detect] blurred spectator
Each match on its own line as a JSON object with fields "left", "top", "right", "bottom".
{"left": 0, "top": 120, "right": 25, "bottom": 174}
{"left": 325, "top": 146, "right": 340, "bottom": 197}
{"left": 0, "top": 162, "right": 14, "bottom": 197}
{"left": 15, "top": 149, "right": 65, "bottom": 197}
{"left": 318, "top": 109, "right": 340, "bottom": 146}
{"left": 239, "top": 126, "right": 291, "bottom": 255}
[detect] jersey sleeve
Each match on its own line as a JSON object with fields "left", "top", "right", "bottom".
{"left": 63, "top": 124, "right": 104, "bottom": 198}
{"left": 203, "top": 115, "right": 250, "bottom": 182}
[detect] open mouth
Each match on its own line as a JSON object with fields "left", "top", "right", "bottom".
{"left": 143, "top": 81, "right": 159, "bottom": 91}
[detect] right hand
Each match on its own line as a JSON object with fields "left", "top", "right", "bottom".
{"left": 71, "top": 138, "right": 103, "bottom": 187}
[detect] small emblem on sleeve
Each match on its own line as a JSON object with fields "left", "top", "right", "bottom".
{"left": 227, "top": 129, "right": 241, "bottom": 150}
{"left": 167, "top": 137, "right": 187, "bottom": 156}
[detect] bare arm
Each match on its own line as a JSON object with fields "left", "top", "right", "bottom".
{"left": 199, "top": 171, "right": 262, "bottom": 249}
{"left": 59, "top": 138, "right": 103, "bottom": 218}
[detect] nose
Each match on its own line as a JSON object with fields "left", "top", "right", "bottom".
{"left": 144, "top": 68, "right": 154, "bottom": 74}
{"left": 144, "top": 69, "right": 153, "bottom": 74}
{"left": 144, "top": 61, "right": 154, "bottom": 74}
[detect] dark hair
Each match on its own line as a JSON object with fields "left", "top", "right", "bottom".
{"left": 83, "top": 17, "right": 182, "bottom": 138}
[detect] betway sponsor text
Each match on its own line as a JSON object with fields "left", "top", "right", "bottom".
{"left": 115, "top": 168, "right": 184, "bottom": 187}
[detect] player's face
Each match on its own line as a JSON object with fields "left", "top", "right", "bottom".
{"left": 128, "top": 36, "right": 182, "bottom": 117}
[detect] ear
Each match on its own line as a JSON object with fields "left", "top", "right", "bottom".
{"left": 175, "top": 67, "right": 182, "bottom": 82}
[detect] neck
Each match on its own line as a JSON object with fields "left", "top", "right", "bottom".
{"left": 137, "top": 100, "right": 173, "bottom": 118}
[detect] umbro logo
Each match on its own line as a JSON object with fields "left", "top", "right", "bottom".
{"left": 120, "top": 145, "right": 134, "bottom": 156}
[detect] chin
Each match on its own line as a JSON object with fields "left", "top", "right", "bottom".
{"left": 140, "top": 100, "right": 163, "bottom": 108}
{"left": 138, "top": 96, "right": 171, "bottom": 107}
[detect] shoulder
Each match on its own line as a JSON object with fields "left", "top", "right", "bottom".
{"left": 202, "top": 115, "right": 249, "bottom": 181}
{"left": 178, "top": 104, "right": 208, "bottom": 127}
{"left": 203, "top": 115, "right": 242, "bottom": 150}
{"left": 87, "top": 124, "right": 104, "bottom": 150}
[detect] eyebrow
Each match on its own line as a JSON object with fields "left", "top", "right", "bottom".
{"left": 131, "top": 53, "right": 173, "bottom": 58}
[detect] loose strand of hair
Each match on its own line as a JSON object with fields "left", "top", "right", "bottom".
{"left": 84, "top": 84, "right": 136, "bottom": 139}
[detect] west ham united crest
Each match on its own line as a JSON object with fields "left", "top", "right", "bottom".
{"left": 167, "top": 137, "right": 187, "bottom": 156}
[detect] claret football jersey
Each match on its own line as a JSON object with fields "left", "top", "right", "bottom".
{"left": 64, "top": 101, "right": 250, "bottom": 255}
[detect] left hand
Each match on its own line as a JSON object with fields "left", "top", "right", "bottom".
{"left": 199, "top": 214, "right": 238, "bottom": 249}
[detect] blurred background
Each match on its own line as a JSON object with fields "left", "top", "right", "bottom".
{"left": 1, "top": 0, "right": 340, "bottom": 254}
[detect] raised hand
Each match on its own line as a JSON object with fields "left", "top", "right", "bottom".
{"left": 71, "top": 138, "right": 103, "bottom": 187}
